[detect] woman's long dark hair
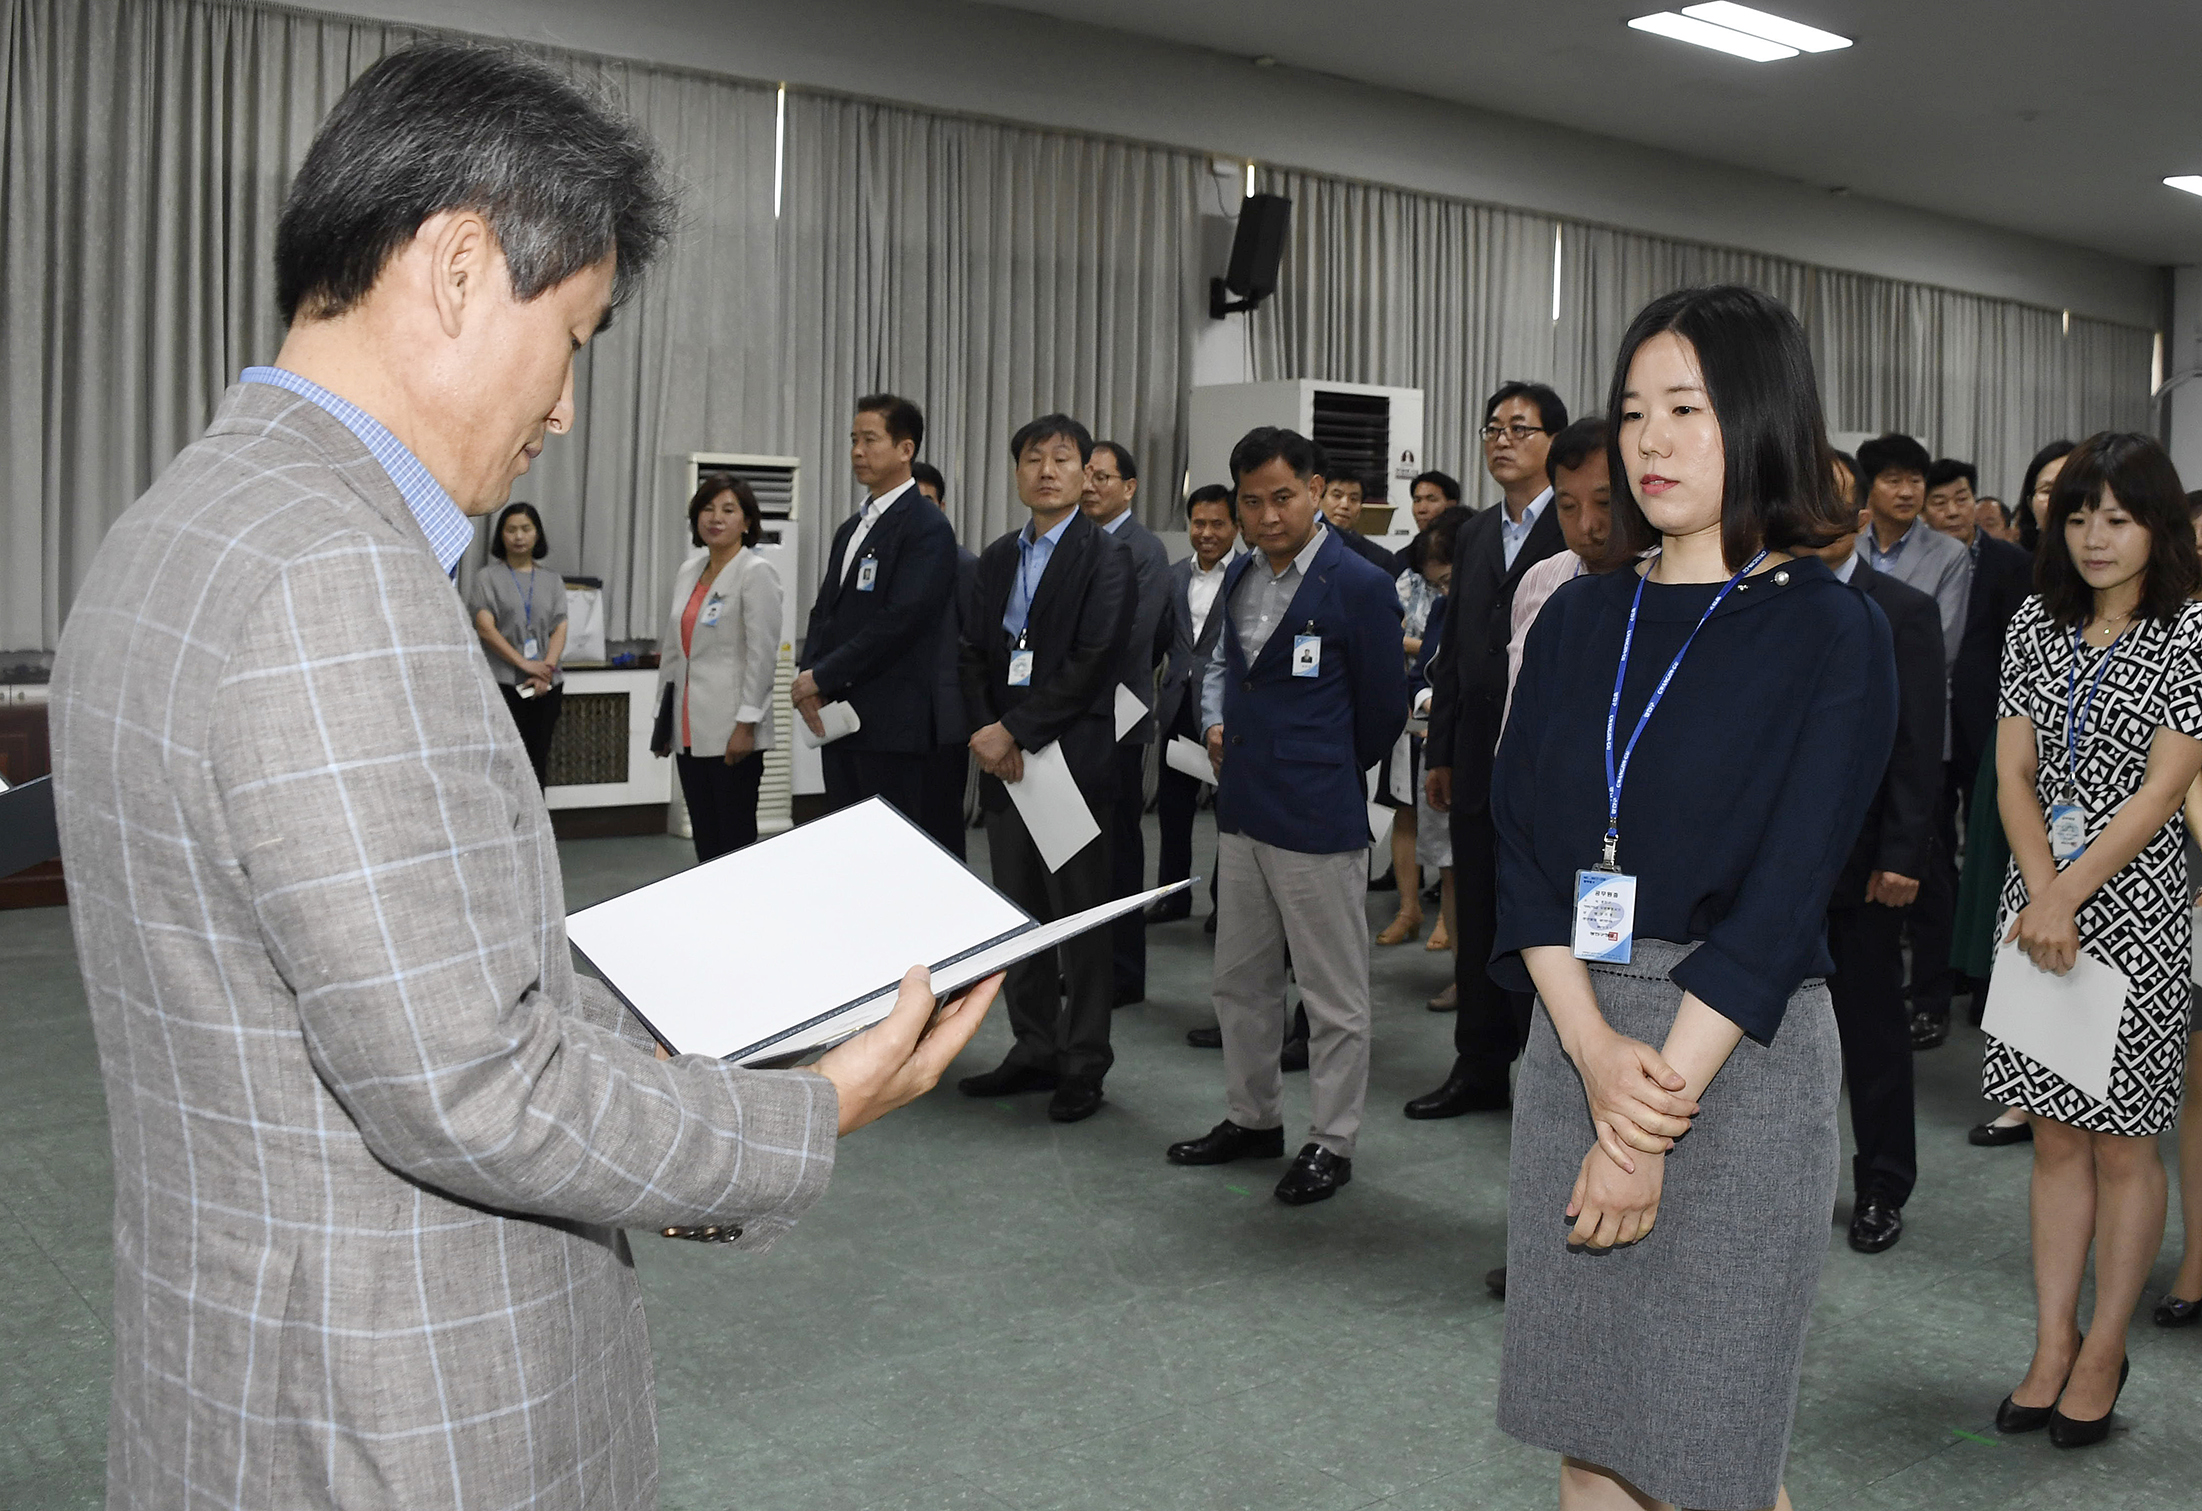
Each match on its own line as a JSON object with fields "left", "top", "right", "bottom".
{"left": 2013, "top": 439, "right": 2076, "bottom": 555}
{"left": 2035, "top": 432, "right": 2198, "bottom": 628}
{"left": 1601, "top": 285, "right": 1851, "bottom": 571}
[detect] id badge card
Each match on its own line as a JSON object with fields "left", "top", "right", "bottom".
{"left": 520, "top": 636, "right": 540, "bottom": 660}
{"left": 856, "top": 557, "right": 879, "bottom": 592}
{"left": 1007, "top": 647, "right": 1035, "bottom": 687}
{"left": 1572, "top": 869, "right": 1637, "bottom": 963}
{"left": 2048, "top": 801, "right": 2088, "bottom": 862}
{"left": 1291, "top": 634, "right": 1322, "bottom": 678}
{"left": 698, "top": 597, "right": 724, "bottom": 628}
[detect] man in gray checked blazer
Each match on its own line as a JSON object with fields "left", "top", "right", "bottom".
{"left": 51, "top": 45, "right": 991, "bottom": 1511}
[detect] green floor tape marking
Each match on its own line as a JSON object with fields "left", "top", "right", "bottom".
{"left": 1225, "top": 1185, "right": 1249, "bottom": 1195}
{"left": 1949, "top": 1428, "right": 2000, "bottom": 1446}
{"left": 996, "top": 1102, "right": 1012, "bottom": 1111}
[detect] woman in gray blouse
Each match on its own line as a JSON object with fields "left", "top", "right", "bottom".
{"left": 467, "top": 502, "right": 568, "bottom": 786}
{"left": 654, "top": 473, "right": 783, "bottom": 861}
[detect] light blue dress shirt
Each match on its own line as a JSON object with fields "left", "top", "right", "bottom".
{"left": 1500, "top": 487, "right": 1553, "bottom": 571}
{"left": 240, "top": 366, "right": 473, "bottom": 576}
{"left": 1002, "top": 510, "right": 1076, "bottom": 639}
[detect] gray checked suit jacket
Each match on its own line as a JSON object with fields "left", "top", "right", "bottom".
{"left": 52, "top": 382, "right": 840, "bottom": 1510}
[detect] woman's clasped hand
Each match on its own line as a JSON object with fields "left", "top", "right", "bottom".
{"left": 1567, "top": 1026, "right": 1698, "bottom": 1250}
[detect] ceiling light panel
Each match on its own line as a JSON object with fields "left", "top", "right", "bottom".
{"left": 1626, "top": 12, "right": 1798, "bottom": 62}
{"left": 2166, "top": 176, "right": 2202, "bottom": 198}
{"left": 1681, "top": 3, "right": 1852, "bottom": 53}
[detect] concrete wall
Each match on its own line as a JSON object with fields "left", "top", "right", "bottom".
{"left": 284, "top": 0, "right": 2160, "bottom": 329}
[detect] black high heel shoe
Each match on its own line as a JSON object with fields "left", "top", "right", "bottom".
{"left": 2153, "top": 1293, "right": 2202, "bottom": 1327}
{"left": 1997, "top": 1344, "right": 2081, "bottom": 1435}
{"left": 2048, "top": 1356, "right": 2130, "bottom": 1449}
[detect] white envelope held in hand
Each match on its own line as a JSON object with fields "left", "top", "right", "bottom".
{"left": 1165, "top": 735, "right": 1216, "bottom": 786}
{"left": 796, "top": 700, "right": 861, "bottom": 748}
{"left": 1982, "top": 941, "right": 2129, "bottom": 1104}
{"left": 1114, "top": 683, "right": 1147, "bottom": 742}
{"left": 1003, "top": 741, "right": 1102, "bottom": 872}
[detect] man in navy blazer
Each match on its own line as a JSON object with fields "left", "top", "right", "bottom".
{"left": 794, "top": 393, "right": 958, "bottom": 824}
{"left": 956, "top": 415, "right": 1136, "bottom": 1124}
{"left": 1165, "top": 427, "right": 1406, "bottom": 1205}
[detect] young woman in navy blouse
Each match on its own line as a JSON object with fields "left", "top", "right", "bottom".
{"left": 1491, "top": 284, "right": 1897, "bottom": 1511}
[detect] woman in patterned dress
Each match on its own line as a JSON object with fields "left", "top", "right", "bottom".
{"left": 1988, "top": 431, "right": 2202, "bottom": 1448}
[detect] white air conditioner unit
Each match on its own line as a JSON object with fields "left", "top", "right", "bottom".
{"left": 675, "top": 453, "right": 804, "bottom": 836}
{"left": 1188, "top": 380, "right": 1425, "bottom": 543}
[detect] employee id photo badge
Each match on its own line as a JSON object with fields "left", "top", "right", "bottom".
{"left": 698, "top": 597, "right": 724, "bottom": 627}
{"left": 1572, "top": 868, "right": 1637, "bottom": 963}
{"left": 1007, "top": 646, "right": 1035, "bottom": 687}
{"left": 1291, "top": 633, "right": 1321, "bottom": 678}
{"left": 521, "top": 636, "right": 540, "bottom": 660}
{"left": 2048, "top": 799, "right": 2089, "bottom": 862}
{"left": 856, "top": 557, "right": 879, "bottom": 592}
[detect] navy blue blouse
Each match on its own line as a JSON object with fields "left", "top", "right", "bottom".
{"left": 1491, "top": 555, "right": 1898, "bottom": 1043}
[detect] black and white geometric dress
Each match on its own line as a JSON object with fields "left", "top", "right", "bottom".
{"left": 1983, "top": 596, "right": 2202, "bottom": 1135}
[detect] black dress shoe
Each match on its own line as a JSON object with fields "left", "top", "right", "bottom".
{"left": 1847, "top": 1194, "right": 1903, "bottom": 1253}
{"left": 1274, "top": 1143, "right": 1351, "bottom": 1205}
{"left": 2153, "top": 1293, "right": 2202, "bottom": 1327}
{"left": 1484, "top": 1265, "right": 1507, "bottom": 1299}
{"left": 1280, "top": 1036, "right": 1309, "bottom": 1073}
{"left": 1909, "top": 1010, "right": 1950, "bottom": 1050}
{"left": 1166, "top": 1119, "right": 1285, "bottom": 1165}
{"left": 1404, "top": 1067, "right": 1510, "bottom": 1119}
{"left": 1145, "top": 898, "right": 1191, "bottom": 925}
{"left": 2049, "top": 1356, "right": 2130, "bottom": 1448}
{"left": 1186, "top": 1024, "right": 1223, "bottom": 1049}
{"left": 957, "top": 1061, "right": 1059, "bottom": 1098}
{"left": 1969, "top": 1117, "right": 2034, "bottom": 1147}
{"left": 1048, "top": 1079, "right": 1104, "bottom": 1123}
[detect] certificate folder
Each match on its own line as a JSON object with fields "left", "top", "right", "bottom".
{"left": 567, "top": 796, "right": 1188, "bottom": 1065}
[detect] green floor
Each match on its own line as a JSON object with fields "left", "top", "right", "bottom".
{"left": 5, "top": 813, "right": 2200, "bottom": 1510}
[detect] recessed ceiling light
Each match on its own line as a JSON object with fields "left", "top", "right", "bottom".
{"left": 2166, "top": 175, "right": 2202, "bottom": 198}
{"left": 1681, "top": 3, "right": 1852, "bottom": 53}
{"left": 1627, "top": 12, "right": 1798, "bottom": 61}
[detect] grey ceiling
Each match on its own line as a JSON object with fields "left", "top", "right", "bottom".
{"left": 989, "top": 0, "right": 2202, "bottom": 267}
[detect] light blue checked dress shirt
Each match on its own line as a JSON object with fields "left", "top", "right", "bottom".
{"left": 1002, "top": 509, "right": 1077, "bottom": 640}
{"left": 241, "top": 365, "right": 474, "bottom": 575}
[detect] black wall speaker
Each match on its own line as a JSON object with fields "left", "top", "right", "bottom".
{"left": 1211, "top": 193, "right": 1290, "bottom": 318}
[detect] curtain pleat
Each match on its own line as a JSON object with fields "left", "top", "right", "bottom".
{"left": 0, "top": 0, "right": 2158, "bottom": 648}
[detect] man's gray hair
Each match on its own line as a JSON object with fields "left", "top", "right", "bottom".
{"left": 275, "top": 43, "right": 674, "bottom": 323}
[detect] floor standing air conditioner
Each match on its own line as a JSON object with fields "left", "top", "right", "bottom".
{"left": 678, "top": 452, "right": 802, "bottom": 836}
{"left": 1187, "top": 380, "right": 1425, "bottom": 542}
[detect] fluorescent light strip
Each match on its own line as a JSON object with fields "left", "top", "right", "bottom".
{"left": 773, "top": 84, "right": 786, "bottom": 218}
{"left": 1627, "top": 12, "right": 1797, "bottom": 61}
{"left": 1681, "top": 2, "right": 1851, "bottom": 52}
{"left": 2166, "top": 175, "right": 2202, "bottom": 198}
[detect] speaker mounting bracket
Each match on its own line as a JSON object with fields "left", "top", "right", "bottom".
{"left": 1209, "top": 277, "right": 1265, "bottom": 320}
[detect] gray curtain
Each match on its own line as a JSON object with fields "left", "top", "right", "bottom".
{"left": 1250, "top": 170, "right": 2155, "bottom": 507}
{"left": 777, "top": 91, "right": 1203, "bottom": 588}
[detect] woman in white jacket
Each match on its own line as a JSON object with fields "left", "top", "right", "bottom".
{"left": 656, "top": 473, "right": 783, "bottom": 861}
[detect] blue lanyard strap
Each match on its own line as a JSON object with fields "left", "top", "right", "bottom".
{"left": 507, "top": 561, "right": 535, "bottom": 632}
{"left": 2062, "top": 621, "right": 2126, "bottom": 796}
{"left": 1600, "top": 549, "right": 1768, "bottom": 869}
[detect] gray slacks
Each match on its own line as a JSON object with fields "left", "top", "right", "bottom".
{"left": 1212, "top": 831, "right": 1372, "bottom": 1157}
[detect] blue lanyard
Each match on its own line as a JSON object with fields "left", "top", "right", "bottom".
{"left": 507, "top": 561, "right": 535, "bottom": 632}
{"left": 1599, "top": 549, "right": 1768, "bottom": 869}
{"left": 2062, "top": 621, "right": 2127, "bottom": 797}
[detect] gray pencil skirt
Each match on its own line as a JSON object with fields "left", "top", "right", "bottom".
{"left": 1497, "top": 939, "right": 1841, "bottom": 1511}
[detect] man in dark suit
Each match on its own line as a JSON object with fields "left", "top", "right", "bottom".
{"left": 1414, "top": 380, "right": 1569, "bottom": 1118}
{"left": 912, "top": 461, "right": 977, "bottom": 859}
{"left": 1149, "top": 484, "right": 1239, "bottom": 924}
{"left": 1083, "top": 441, "right": 1175, "bottom": 1006}
{"left": 1319, "top": 468, "right": 1401, "bottom": 578}
{"left": 957, "top": 414, "right": 1135, "bottom": 1124}
{"left": 1805, "top": 504, "right": 1946, "bottom": 1254}
{"left": 795, "top": 393, "right": 958, "bottom": 823}
{"left": 1165, "top": 427, "right": 1406, "bottom": 1205}
{"left": 1913, "top": 455, "right": 2033, "bottom": 1047}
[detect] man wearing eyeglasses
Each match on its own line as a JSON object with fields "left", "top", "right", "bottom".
{"left": 1413, "top": 380, "right": 1569, "bottom": 1122}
